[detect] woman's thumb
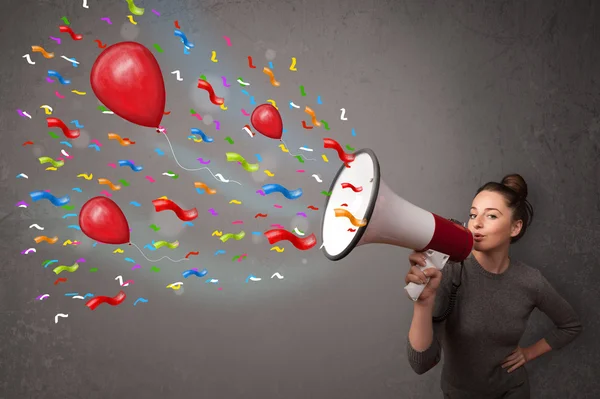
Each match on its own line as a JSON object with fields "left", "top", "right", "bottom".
{"left": 423, "top": 268, "right": 437, "bottom": 277}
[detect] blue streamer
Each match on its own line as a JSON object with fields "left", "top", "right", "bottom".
{"left": 182, "top": 268, "right": 208, "bottom": 278}
{"left": 47, "top": 70, "right": 70, "bottom": 85}
{"left": 174, "top": 29, "right": 195, "bottom": 48}
{"left": 118, "top": 160, "right": 143, "bottom": 171}
{"left": 29, "top": 191, "right": 70, "bottom": 206}
{"left": 261, "top": 184, "right": 303, "bottom": 200}
{"left": 190, "top": 128, "right": 213, "bottom": 143}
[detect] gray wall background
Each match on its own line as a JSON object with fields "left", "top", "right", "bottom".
{"left": 1, "top": 0, "right": 599, "bottom": 398}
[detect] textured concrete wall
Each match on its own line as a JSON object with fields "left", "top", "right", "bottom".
{"left": 0, "top": 0, "right": 598, "bottom": 398}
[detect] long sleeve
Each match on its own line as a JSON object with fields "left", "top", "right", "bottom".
{"left": 535, "top": 269, "right": 582, "bottom": 350}
{"left": 406, "top": 317, "right": 445, "bottom": 374}
{"left": 406, "top": 262, "right": 457, "bottom": 375}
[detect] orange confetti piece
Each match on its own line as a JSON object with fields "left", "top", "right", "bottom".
{"left": 304, "top": 106, "right": 321, "bottom": 127}
{"left": 31, "top": 45, "right": 54, "bottom": 59}
{"left": 98, "top": 178, "right": 121, "bottom": 191}
{"left": 107, "top": 133, "right": 135, "bottom": 146}
{"left": 333, "top": 208, "right": 367, "bottom": 227}
{"left": 34, "top": 236, "right": 59, "bottom": 244}
{"left": 194, "top": 182, "right": 217, "bottom": 194}
{"left": 262, "top": 67, "right": 280, "bottom": 87}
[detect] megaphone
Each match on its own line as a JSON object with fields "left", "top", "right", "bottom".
{"left": 320, "top": 149, "right": 473, "bottom": 301}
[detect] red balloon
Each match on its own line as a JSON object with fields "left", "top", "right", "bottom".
{"left": 79, "top": 197, "right": 130, "bottom": 244}
{"left": 90, "top": 41, "right": 166, "bottom": 128}
{"left": 250, "top": 104, "right": 283, "bottom": 140}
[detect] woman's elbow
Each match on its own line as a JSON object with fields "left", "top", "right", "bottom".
{"left": 550, "top": 321, "right": 583, "bottom": 350}
{"left": 409, "top": 362, "right": 434, "bottom": 375}
{"left": 571, "top": 321, "right": 583, "bottom": 337}
{"left": 406, "top": 337, "right": 442, "bottom": 375}
{"left": 408, "top": 354, "right": 441, "bottom": 375}
{"left": 566, "top": 317, "right": 583, "bottom": 338}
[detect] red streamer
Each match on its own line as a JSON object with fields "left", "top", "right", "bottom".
{"left": 59, "top": 25, "right": 83, "bottom": 41}
{"left": 264, "top": 229, "right": 317, "bottom": 251}
{"left": 197, "top": 79, "right": 224, "bottom": 105}
{"left": 247, "top": 56, "right": 256, "bottom": 69}
{"left": 341, "top": 183, "right": 363, "bottom": 192}
{"left": 152, "top": 199, "right": 198, "bottom": 221}
{"left": 85, "top": 290, "right": 126, "bottom": 310}
{"left": 47, "top": 117, "right": 80, "bottom": 139}
{"left": 323, "top": 138, "right": 355, "bottom": 167}
{"left": 301, "top": 121, "right": 313, "bottom": 130}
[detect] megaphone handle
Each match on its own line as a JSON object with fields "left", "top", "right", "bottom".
{"left": 404, "top": 258, "right": 437, "bottom": 302}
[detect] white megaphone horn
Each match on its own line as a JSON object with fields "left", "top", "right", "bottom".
{"left": 320, "top": 149, "right": 473, "bottom": 301}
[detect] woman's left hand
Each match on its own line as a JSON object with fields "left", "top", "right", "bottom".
{"left": 501, "top": 346, "right": 530, "bottom": 373}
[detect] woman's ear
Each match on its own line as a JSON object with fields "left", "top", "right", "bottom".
{"left": 510, "top": 219, "right": 523, "bottom": 238}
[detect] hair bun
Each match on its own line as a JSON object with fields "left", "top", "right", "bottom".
{"left": 501, "top": 174, "right": 528, "bottom": 200}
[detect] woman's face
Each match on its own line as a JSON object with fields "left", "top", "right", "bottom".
{"left": 467, "top": 190, "right": 522, "bottom": 251}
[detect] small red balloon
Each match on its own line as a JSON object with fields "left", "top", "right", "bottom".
{"left": 79, "top": 197, "right": 130, "bottom": 244}
{"left": 90, "top": 41, "right": 166, "bottom": 128}
{"left": 250, "top": 104, "right": 283, "bottom": 140}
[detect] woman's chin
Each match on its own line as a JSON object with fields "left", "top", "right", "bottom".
{"left": 473, "top": 242, "right": 487, "bottom": 251}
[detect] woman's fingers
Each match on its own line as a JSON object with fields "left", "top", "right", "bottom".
{"left": 501, "top": 358, "right": 519, "bottom": 368}
{"left": 501, "top": 353, "right": 523, "bottom": 368}
{"left": 507, "top": 359, "right": 525, "bottom": 373}
{"left": 409, "top": 251, "right": 428, "bottom": 267}
{"left": 423, "top": 268, "right": 441, "bottom": 280}
{"left": 409, "top": 266, "right": 428, "bottom": 283}
{"left": 405, "top": 273, "right": 427, "bottom": 285}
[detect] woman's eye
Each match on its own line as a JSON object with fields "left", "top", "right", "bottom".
{"left": 487, "top": 214, "right": 497, "bottom": 219}
{"left": 468, "top": 214, "right": 476, "bottom": 219}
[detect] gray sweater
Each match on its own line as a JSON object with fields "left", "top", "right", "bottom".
{"left": 407, "top": 254, "right": 582, "bottom": 398}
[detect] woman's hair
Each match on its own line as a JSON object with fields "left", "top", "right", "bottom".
{"left": 475, "top": 174, "right": 534, "bottom": 244}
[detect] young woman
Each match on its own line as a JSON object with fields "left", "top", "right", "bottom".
{"left": 405, "top": 174, "right": 582, "bottom": 399}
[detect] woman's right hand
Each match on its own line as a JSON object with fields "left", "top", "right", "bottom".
{"left": 405, "top": 251, "right": 443, "bottom": 305}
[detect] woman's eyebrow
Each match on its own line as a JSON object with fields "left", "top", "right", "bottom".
{"left": 470, "top": 206, "right": 503, "bottom": 214}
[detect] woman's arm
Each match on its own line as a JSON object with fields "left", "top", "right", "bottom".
{"left": 532, "top": 269, "right": 582, "bottom": 352}
{"left": 524, "top": 338, "right": 552, "bottom": 362}
{"left": 409, "top": 300, "right": 437, "bottom": 351}
{"left": 406, "top": 263, "right": 455, "bottom": 374}
{"left": 406, "top": 299, "right": 444, "bottom": 375}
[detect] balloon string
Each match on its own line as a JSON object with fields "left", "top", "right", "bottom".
{"left": 160, "top": 132, "right": 242, "bottom": 185}
{"left": 280, "top": 139, "right": 316, "bottom": 161}
{"left": 129, "top": 241, "right": 189, "bottom": 263}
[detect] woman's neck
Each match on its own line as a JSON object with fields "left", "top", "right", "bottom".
{"left": 472, "top": 246, "right": 511, "bottom": 274}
